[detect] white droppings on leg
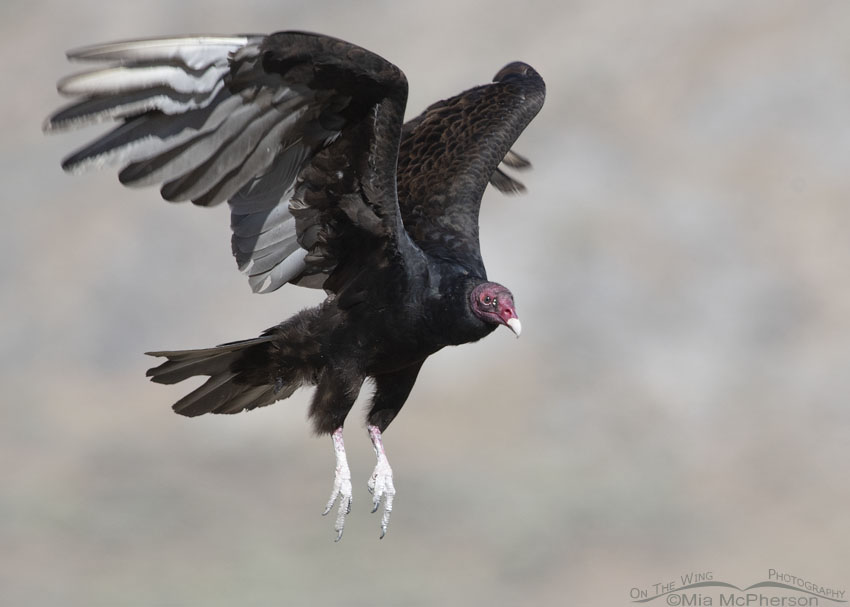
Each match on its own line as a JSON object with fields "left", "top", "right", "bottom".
{"left": 322, "top": 426, "right": 352, "bottom": 541}
{"left": 367, "top": 424, "right": 396, "bottom": 539}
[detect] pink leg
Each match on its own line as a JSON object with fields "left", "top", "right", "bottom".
{"left": 367, "top": 425, "right": 396, "bottom": 539}
{"left": 322, "top": 427, "right": 352, "bottom": 541}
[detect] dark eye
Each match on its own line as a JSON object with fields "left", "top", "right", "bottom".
{"left": 483, "top": 295, "right": 491, "bottom": 305}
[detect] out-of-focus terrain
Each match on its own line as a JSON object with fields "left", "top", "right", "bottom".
{"left": 2, "top": 1, "right": 848, "bottom": 605}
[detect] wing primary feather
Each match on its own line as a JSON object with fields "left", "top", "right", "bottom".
{"left": 58, "top": 90, "right": 233, "bottom": 175}
{"left": 67, "top": 36, "right": 254, "bottom": 69}
{"left": 156, "top": 101, "right": 272, "bottom": 201}
{"left": 489, "top": 167, "right": 527, "bottom": 195}
{"left": 57, "top": 64, "right": 227, "bottom": 97}
{"left": 159, "top": 93, "right": 310, "bottom": 204}
{"left": 46, "top": 83, "right": 223, "bottom": 134}
{"left": 502, "top": 149, "right": 531, "bottom": 169}
{"left": 116, "top": 93, "right": 243, "bottom": 186}
{"left": 189, "top": 110, "right": 312, "bottom": 206}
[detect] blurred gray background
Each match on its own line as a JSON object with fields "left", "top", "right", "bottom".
{"left": 2, "top": 0, "right": 848, "bottom": 605}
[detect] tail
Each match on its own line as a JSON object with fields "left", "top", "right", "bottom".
{"left": 146, "top": 334, "right": 301, "bottom": 417}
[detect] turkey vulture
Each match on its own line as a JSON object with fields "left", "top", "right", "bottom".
{"left": 45, "top": 31, "right": 545, "bottom": 540}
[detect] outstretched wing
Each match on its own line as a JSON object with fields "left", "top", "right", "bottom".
{"left": 45, "top": 32, "right": 413, "bottom": 294}
{"left": 396, "top": 62, "right": 545, "bottom": 276}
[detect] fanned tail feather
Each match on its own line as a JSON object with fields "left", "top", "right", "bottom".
{"left": 146, "top": 334, "right": 298, "bottom": 417}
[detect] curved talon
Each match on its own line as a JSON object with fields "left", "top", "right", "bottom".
{"left": 322, "top": 485, "right": 351, "bottom": 516}
{"left": 367, "top": 425, "right": 396, "bottom": 538}
{"left": 323, "top": 472, "right": 352, "bottom": 540}
{"left": 322, "top": 485, "right": 352, "bottom": 516}
{"left": 325, "top": 427, "right": 352, "bottom": 541}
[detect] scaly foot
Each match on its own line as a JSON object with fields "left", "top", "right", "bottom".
{"left": 367, "top": 425, "right": 395, "bottom": 539}
{"left": 322, "top": 427, "right": 352, "bottom": 541}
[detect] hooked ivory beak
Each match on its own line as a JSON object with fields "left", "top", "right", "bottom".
{"left": 506, "top": 317, "right": 522, "bottom": 338}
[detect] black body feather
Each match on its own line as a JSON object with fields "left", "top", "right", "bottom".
{"left": 46, "top": 31, "right": 545, "bottom": 434}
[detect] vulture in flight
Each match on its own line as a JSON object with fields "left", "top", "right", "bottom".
{"left": 45, "top": 31, "right": 545, "bottom": 540}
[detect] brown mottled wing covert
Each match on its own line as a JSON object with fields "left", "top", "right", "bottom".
{"left": 396, "top": 62, "right": 545, "bottom": 276}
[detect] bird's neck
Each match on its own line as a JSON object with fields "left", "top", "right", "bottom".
{"left": 424, "top": 269, "right": 495, "bottom": 347}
